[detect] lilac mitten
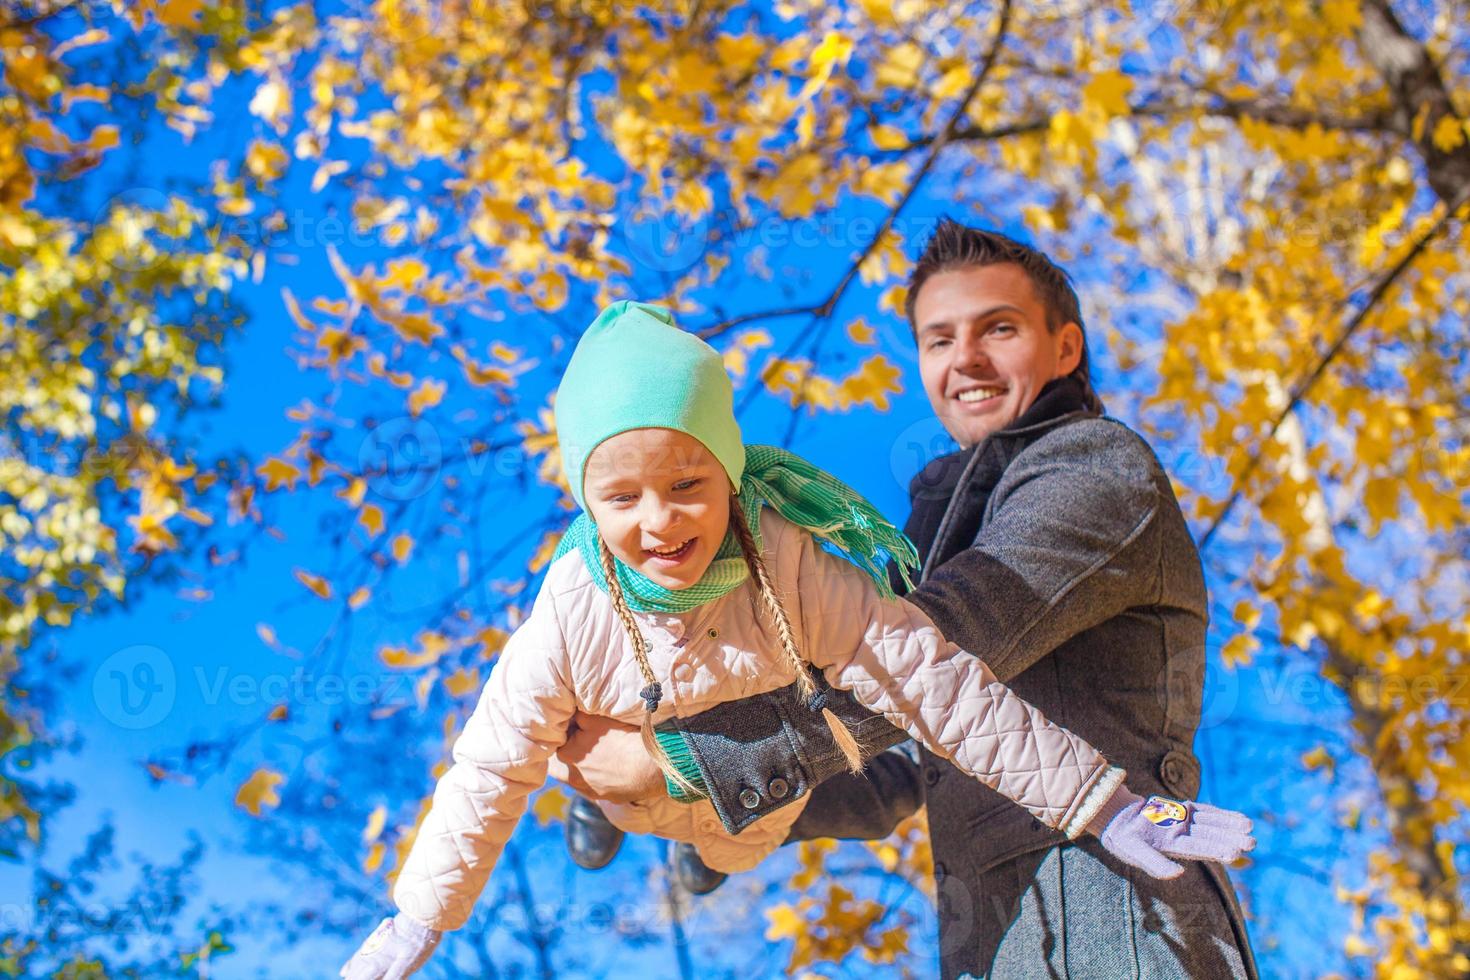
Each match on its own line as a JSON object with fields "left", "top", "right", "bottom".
{"left": 1086, "top": 786, "right": 1255, "bottom": 879}
{"left": 340, "top": 912, "right": 442, "bottom": 980}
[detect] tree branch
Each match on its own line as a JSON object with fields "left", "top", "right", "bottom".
{"left": 1358, "top": 0, "right": 1470, "bottom": 206}
{"left": 1198, "top": 184, "right": 1470, "bottom": 550}
{"left": 919, "top": 97, "right": 1394, "bottom": 155}
{"left": 700, "top": 0, "right": 1016, "bottom": 347}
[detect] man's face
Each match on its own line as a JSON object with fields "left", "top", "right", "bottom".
{"left": 913, "top": 263, "right": 1083, "bottom": 448}
{"left": 583, "top": 428, "right": 732, "bottom": 590}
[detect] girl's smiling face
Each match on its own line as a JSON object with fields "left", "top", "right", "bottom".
{"left": 583, "top": 428, "right": 733, "bottom": 590}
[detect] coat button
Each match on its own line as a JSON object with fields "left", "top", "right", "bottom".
{"left": 768, "top": 777, "right": 789, "bottom": 800}
{"left": 1157, "top": 750, "right": 1198, "bottom": 795}
{"left": 1030, "top": 818, "right": 1044, "bottom": 832}
{"left": 924, "top": 765, "right": 941, "bottom": 787}
{"left": 934, "top": 862, "right": 947, "bottom": 880}
{"left": 738, "top": 788, "right": 761, "bottom": 809}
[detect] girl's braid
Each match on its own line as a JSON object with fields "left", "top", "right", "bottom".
{"left": 597, "top": 538, "right": 703, "bottom": 798}
{"left": 726, "top": 493, "right": 864, "bottom": 774}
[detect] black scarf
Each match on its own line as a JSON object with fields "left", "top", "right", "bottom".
{"left": 895, "top": 377, "right": 1097, "bottom": 592}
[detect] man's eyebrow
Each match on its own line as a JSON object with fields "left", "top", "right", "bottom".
{"left": 918, "top": 303, "right": 1029, "bottom": 334}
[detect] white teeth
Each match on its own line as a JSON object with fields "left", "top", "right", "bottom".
{"left": 648, "top": 539, "right": 691, "bottom": 556}
{"left": 957, "top": 387, "right": 1005, "bottom": 403}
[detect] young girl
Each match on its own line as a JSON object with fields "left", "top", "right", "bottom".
{"left": 340, "top": 302, "right": 1253, "bottom": 979}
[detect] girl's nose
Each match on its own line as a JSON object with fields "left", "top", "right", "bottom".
{"left": 640, "top": 496, "right": 678, "bottom": 534}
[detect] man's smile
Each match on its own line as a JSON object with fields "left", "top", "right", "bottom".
{"left": 953, "top": 384, "right": 1008, "bottom": 406}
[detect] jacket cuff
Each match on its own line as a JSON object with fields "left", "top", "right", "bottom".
{"left": 654, "top": 728, "right": 708, "bottom": 802}
{"left": 1063, "top": 765, "right": 1130, "bottom": 840}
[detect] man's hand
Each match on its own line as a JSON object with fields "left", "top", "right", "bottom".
{"left": 547, "top": 712, "right": 665, "bottom": 804}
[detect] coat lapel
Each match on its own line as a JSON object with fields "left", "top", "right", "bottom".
{"left": 913, "top": 377, "right": 1097, "bottom": 579}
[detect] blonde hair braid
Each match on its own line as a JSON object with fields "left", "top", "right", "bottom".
{"left": 725, "top": 493, "right": 864, "bottom": 774}
{"left": 597, "top": 538, "right": 704, "bottom": 798}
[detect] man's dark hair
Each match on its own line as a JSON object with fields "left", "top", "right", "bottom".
{"left": 904, "top": 218, "right": 1103, "bottom": 414}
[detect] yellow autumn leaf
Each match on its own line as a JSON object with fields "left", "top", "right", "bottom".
{"left": 443, "top": 667, "right": 481, "bottom": 698}
{"left": 256, "top": 457, "right": 301, "bottom": 492}
{"left": 293, "top": 568, "right": 333, "bottom": 600}
{"left": 388, "top": 312, "right": 444, "bottom": 346}
{"left": 1430, "top": 116, "right": 1467, "bottom": 153}
{"left": 358, "top": 503, "right": 385, "bottom": 537}
{"left": 235, "top": 768, "right": 285, "bottom": 817}
{"left": 362, "top": 804, "right": 387, "bottom": 843}
{"left": 869, "top": 124, "right": 908, "bottom": 151}
{"left": 406, "top": 378, "right": 446, "bottom": 417}
{"left": 390, "top": 532, "right": 414, "bottom": 564}
{"left": 473, "top": 626, "right": 509, "bottom": 661}
{"left": 248, "top": 78, "right": 291, "bottom": 129}
{"left": 379, "top": 630, "right": 450, "bottom": 670}
{"left": 157, "top": 0, "right": 205, "bottom": 29}
{"left": 244, "top": 139, "right": 288, "bottom": 182}
{"left": 1082, "top": 70, "right": 1134, "bottom": 118}
{"left": 1302, "top": 746, "right": 1335, "bottom": 772}
{"left": 347, "top": 586, "right": 371, "bottom": 610}
{"left": 874, "top": 41, "right": 921, "bottom": 90}
{"left": 765, "top": 903, "right": 805, "bottom": 942}
{"left": 1221, "top": 632, "right": 1257, "bottom": 668}
{"left": 528, "top": 529, "right": 562, "bottom": 574}
{"left": 530, "top": 786, "right": 569, "bottom": 826}
{"left": 338, "top": 477, "right": 367, "bottom": 508}
{"left": 838, "top": 355, "right": 902, "bottom": 411}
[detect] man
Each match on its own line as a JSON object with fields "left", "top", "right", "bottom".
{"left": 548, "top": 220, "right": 1257, "bottom": 979}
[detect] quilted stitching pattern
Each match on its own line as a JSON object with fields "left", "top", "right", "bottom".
{"left": 391, "top": 510, "right": 1112, "bottom": 932}
{"left": 779, "top": 514, "right": 1113, "bottom": 834}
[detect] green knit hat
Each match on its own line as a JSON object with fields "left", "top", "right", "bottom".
{"left": 555, "top": 301, "right": 745, "bottom": 510}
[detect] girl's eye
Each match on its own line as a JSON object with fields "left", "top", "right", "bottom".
{"left": 926, "top": 338, "right": 952, "bottom": 351}
{"left": 611, "top": 493, "right": 637, "bottom": 504}
{"left": 673, "top": 478, "right": 701, "bottom": 491}
{"left": 991, "top": 322, "right": 1016, "bottom": 335}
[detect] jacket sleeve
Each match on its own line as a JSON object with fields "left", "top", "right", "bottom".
{"left": 391, "top": 586, "right": 577, "bottom": 931}
{"left": 789, "top": 518, "right": 1126, "bottom": 838}
{"left": 903, "top": 419, "right": 1164, "bottom": 684}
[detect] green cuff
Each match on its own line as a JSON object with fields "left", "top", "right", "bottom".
{"left": 654, "top": 728, "right": 708, "bottom": 802}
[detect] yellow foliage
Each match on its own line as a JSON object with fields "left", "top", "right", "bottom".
{"left": 235, "top": 768, "right": 285, "bottom": 817}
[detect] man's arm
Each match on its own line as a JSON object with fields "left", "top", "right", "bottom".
{"left": 902, "top": 419, "right": 1164, "bottom": 684}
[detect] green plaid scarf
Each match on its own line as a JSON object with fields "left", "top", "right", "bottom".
{"left": 552, "top": 444, "right": 918, "bottom": 613}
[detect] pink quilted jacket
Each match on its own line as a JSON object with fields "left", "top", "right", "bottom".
{"left": 392, "top": 510, "right": 1125, "bottom": 931}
